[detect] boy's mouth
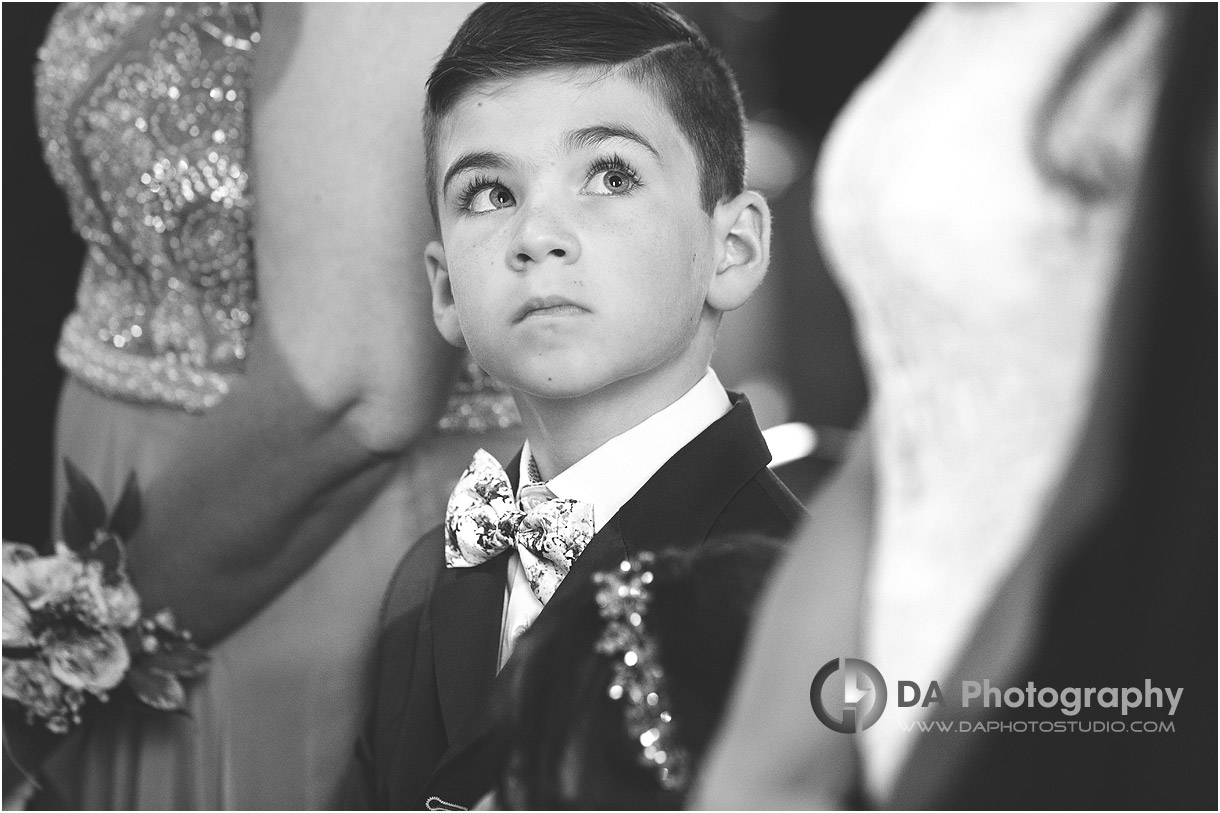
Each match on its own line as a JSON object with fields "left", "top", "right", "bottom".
{"left": 514, "top": 296, "right": 589, "bottom": 323}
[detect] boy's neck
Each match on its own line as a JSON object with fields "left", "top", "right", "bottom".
{"left": 513, "top": 363, "right": 711, "bottom": 481}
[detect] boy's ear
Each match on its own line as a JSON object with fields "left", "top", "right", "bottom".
{"left": 424, "top": 240, "right": 467, "bottom": 348}
{"left": 706, "top": 190, "right": 771, "bottom": 313}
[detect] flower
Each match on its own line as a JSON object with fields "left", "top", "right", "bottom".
{"left": 2, "top": 466, "right": 209, "bottom": 734}
{"left": 43, "top": 628, "right": 130, "bottom": 696}
{"left": 71, "top": 560, "right": 141, "bottom": 629}
{"left": 3, "top": 542, "right": 83, "bottom": 612}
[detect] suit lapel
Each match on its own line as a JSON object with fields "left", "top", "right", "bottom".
{"left": 614, "top": 392, "right": 772, "bottom": 555}
{"left": 547, "top": 394, "right": 770, "bottom": 608}
{"left": 430, "top": 450, "right": 521, "bottom": 745}
{"left": 430, "top": 555, "right": 509, "bottom": 744}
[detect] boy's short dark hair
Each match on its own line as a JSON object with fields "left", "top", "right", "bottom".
{"left": 424, "top": 2, "right": 746, "bottom": 219}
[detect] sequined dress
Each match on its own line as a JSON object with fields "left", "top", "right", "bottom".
{"left": 36, "top": 4, "right": 519, "bottom": 808}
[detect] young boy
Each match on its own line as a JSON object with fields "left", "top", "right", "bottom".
{"left": 345, "top": 4, "right": 806, "bottom": 808}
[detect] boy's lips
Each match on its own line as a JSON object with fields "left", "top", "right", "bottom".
{"left": 513, "top": 296, "right": 590, "bottom": 323}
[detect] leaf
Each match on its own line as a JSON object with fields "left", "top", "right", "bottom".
{"left": 124, "top": 666, "right": 186, "bottom": 712}
{"left": 61, "top": 459, "right": 106, "bottom": 552}
{"left": 139, "top": 645, "right": 210, "bottom": 678}
{"left": 106, "top": 471, "right": 141, "bottom": 541}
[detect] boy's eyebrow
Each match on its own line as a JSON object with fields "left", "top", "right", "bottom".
{"left": 442, "top": 151, "right": 510, "bottom": 196}
{"left": 565, "top": 125, "right": 660, "bottom": 159}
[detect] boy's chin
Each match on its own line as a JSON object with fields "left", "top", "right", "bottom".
{"left": 497, "top": 364, "right": 625, "bottom": 404}
{"left": 506, "top": 375, "right": 602, "bottom": 402}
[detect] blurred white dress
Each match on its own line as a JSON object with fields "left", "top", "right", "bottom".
{"left": 813, "top": 3, "right": 1169, "bottom": 796}
{"left": 37, "top": 4, "right": 519, "bottom": 807}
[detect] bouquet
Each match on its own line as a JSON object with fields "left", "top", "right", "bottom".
{"left": 2, "top": 462, "right": 209, "bottom": 735}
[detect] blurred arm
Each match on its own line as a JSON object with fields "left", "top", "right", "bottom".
{"left": 124, "top": 4, "right": 476, "bottom": 645}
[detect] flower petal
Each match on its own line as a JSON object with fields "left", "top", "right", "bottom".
{"left": 44, "top": 629, "right": 130, "bottom": 694}
{"left": 3, "top": 659, "right": 69, "bottom": 730}
{"left": 2, "top": 580, "right": 35, "bottom": 647}
{"left": 18, "top": 551, "right": 83, "bottom": 611}
{"left": 2, "top": 541, "right": 39, "bottom": 569}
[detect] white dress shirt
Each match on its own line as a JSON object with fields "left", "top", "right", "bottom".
{"left": 496, "top": 368, "right": 732, "bottom": 670}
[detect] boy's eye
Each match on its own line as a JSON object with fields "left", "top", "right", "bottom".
{"left": 465, "top": 183, "right": 516, "bottom": 213}
{"left": 584, "top": 161, "right": 640, "bottom": 196}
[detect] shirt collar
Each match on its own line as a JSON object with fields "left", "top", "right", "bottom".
{"left": 518, "top": 368, "right": 731, "bottom": 533}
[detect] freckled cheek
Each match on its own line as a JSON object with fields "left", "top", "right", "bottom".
{"left": 451, "top": 243, "right": 501, "bottom": 291}
{"left": 448, "top": 256, "right": 500, "bottom": 319}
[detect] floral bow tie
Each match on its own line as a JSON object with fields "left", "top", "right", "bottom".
{"left": 445, "top": 449, "right": 595, "bottom": 603}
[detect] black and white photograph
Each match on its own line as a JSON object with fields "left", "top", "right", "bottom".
{"left": 3, "top": 2, "right": 1215, "bottom": 810}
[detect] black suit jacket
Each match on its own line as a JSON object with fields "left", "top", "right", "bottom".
{"left": 344, "top": 395, "right": 806, "bottom": 810}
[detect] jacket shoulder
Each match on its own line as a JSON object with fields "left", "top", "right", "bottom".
{"left": 713, "top": 467, "right": 809, "bottom": 541}
{"left": 345, "top": 524, "right": 447, "bottom": 809}
{"left": 379, "top": 524, "right": 446, "bottom": 632}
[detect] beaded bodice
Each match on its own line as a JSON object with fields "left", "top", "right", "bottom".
{"left": 37, "top": 3, "right": 519, "bottom": 431}
{"left": 39, "top": 3, "right": 257, "bottom": 412}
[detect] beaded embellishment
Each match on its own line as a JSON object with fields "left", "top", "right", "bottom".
{"left": 37, "top": 3, "right": 259, "bottom": 413}
{"left": 36, "top": 4, "right": 520, "bottom": 430}
{"left": 592, "top": 552, "right": 690, "bottom": 792}
{"left": 435, "top": 356, "right": 521, "bottom": 435}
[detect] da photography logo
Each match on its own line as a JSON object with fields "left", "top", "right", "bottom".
{"left": 810, "top": 658, "right": 887, "bottom": 733}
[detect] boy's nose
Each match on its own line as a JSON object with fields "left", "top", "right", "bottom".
{"left": 507, "top": 202, "right": 580, "bottom": 271}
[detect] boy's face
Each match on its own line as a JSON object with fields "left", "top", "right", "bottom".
{"left": 427, "top": 69, "right": 719, "bottom": 402}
